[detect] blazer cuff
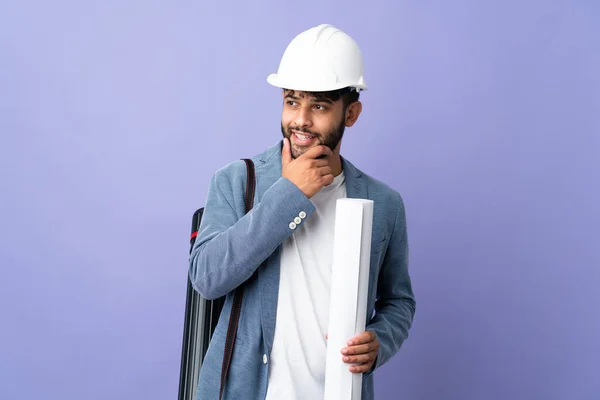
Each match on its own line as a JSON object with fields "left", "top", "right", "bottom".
{"left": 260, "top": 176, "right": 316, "bottom": 236}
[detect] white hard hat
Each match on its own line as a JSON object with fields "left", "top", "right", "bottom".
{"left": 267, "top": 24, "right": 367, "bottom": 93}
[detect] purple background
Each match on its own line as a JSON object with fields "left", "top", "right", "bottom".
{"left": 1, "top": 1, "right": 599, "bottom": 399}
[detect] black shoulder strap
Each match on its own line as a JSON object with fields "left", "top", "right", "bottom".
{"left": 219, "top": 158, "right": 255, "bottom": 399}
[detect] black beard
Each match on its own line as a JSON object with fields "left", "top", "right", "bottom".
{"left": 280, "top": 119, "right": 345, "bottom": 159}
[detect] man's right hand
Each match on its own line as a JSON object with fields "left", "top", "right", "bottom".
{"left": 281, "top": 138, "right": 334, "bottom": 198}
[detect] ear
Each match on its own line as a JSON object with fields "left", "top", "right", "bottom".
{"left": 344, "top": 101, "right": 363, "bottom": 127}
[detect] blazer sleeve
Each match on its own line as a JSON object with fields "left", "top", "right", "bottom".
{"left": 366, "top": 193, "right": 416, "bottom": 372}
{"left": 189, "top": 164, "right": 316, "bottom": 300}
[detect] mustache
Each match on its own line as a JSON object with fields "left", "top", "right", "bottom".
{"left": 287, "top": 126, "right": 321, "bottom": 138}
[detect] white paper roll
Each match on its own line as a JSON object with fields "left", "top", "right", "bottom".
{"left": 324, "top": 198, "right": 374, "bottom": 400}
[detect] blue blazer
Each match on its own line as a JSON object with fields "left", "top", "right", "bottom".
{"left": 189, "top": 140, "right": 415, "bottom": 400}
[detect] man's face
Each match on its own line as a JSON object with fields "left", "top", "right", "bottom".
{"left": 280, "top": 90, "right": 347, "bottom": 159}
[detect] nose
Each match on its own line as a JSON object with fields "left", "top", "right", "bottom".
{"left": 294, "top": 107, "right": 313, "bottom": 129}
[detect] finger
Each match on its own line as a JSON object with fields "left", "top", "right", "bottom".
{"left": 319, "top": 166, "right": 332, "bottom": 176}
{"left": 301, "top": 145, "right": 333, "bottom": 160}
{"left": 281, "top": 138, "right": 292, "bottom": 166}
{"left": 310, "top": 158, "right": 329, "bottom": 168}
{"left": 343, "top": 352, "right": 377, "bottom": 365}
{"left": 347, "top": 330, "right": 376, "bottom": 346}
{"left": 321, "top": 174, "right": 334, "bottom": 186}
{"left": 342, "top": 342, "right": 377, "bottom": 356}
{"left": 349, "top": 362, "right": 374, "bottom": 374}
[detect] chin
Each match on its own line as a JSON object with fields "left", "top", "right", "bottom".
{"left": 291, "top": 147, "right": 305, "bottom": 159}
{"left": 291, "top": 143, "right": 313, "bottom": 158}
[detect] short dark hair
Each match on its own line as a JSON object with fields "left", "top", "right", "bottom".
{"left": 283, "top": 87, "right": 360, "bottom": 109}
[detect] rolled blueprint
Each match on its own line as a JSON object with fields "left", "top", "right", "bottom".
{"left": 324, "top": 198, "right": 374, "bottom": 400}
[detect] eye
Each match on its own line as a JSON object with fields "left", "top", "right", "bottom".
{"left": 313, "top": 104, "right": 327, "bottom": 111}
{"left": 286, "top": 101, "right": 298, "bottom": 107}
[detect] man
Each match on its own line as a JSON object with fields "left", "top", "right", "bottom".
{"left": 189, "top": 24, "right": 415, "bottom": 399}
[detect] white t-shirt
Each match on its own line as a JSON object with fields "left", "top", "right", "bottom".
{"left": 265, "top": 172, "right": 347, "bottom": 400}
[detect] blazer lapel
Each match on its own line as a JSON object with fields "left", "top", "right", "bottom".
{"left": 254, "top": 141, "right": 283, "bottom": 203}
{"left": 341, "top": 156, "right": 366, "bottom": 200}
{"left": 254, "top": 141, "right": 284, "bottom": 352}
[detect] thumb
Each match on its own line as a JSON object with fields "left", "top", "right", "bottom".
{"left": 281, "top": 137, "right": 292, "bottom": 166}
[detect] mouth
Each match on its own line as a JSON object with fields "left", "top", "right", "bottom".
{"left": 291, "top": 130, "right": 318, "bottom": 146}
